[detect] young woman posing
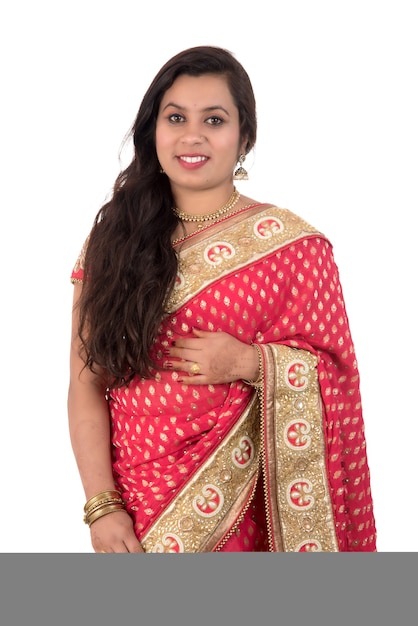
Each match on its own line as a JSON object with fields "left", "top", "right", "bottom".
{"left": 68, "top": 46, "right": 377, "bottom": 552}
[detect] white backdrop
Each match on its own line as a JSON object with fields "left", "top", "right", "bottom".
{"left": 1, "top": 0, "right": 416, "bottom": 552}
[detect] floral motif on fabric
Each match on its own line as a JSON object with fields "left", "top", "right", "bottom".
{"left": 296, "top": 540, "right": 322, "bottom": 552}
{"left": 285, "top": 360, "right": 310, "bottom": 391}
{"left": 151, "top": 533, "right": 184, "bottom": 553}
{"left": 284, "top": 419, "right": 312, "bottom": 450}
{"left": 192, "top": 484, "right": 224, "bottom": 518}
{"left": 253, "top": 216, "right": 284, "bottom": 239}
{"left": 287, "top": 479, "right": 315, "bottom": 511}
{"left": 231, "top": 435, "right": 255, "bottom": 468}
{"left": 203, "top": 242, "right": 236, "bottom": 266}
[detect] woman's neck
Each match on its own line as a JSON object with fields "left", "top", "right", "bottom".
{"left": 172, "top": 185, "right": 236, "bottom": 217}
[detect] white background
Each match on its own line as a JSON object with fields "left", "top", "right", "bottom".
{"left": 1, "top": 0, "right": 416, "bottom": 552}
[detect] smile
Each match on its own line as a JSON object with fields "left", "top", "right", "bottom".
{"left": 178, "top": 155, "right": 208, "bottom": 163}
{"left": 177, "top": 155, "right": 209, "bottom": 170}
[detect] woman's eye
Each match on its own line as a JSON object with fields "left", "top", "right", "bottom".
{"left": 168, "top": 113, "right": 184, "bottom": 123}
{"left": 206, "top": 116, "right": 223, "bottom": 126}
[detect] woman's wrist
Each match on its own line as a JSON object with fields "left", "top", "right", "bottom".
{"left": 242, "top": 343, "right": 264, "bottom": 388}
{"left": 83, "top": 489, "right": 126, "bottom": 527}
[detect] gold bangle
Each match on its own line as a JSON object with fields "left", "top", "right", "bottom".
{"left": 84, "top": 490, "right": 123, "bottom": 513}
{"left": 84, "top": 497, "right": 124, "bottom": 519}
{"left": 84, "top": 503, "right": 125, "bottom": 527}
{"left": 86, "top": 503, "right": 125, "bottom": 526}
{"left": 242, "top": 343, "right": 264, "bottom": 388}
{"left": 84, "top": 495, "right": 125, "bottom": 511}
{"left": 83, "top": 490, "right": 125, "bottom": 526}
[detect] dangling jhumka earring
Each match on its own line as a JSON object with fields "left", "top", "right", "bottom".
{"left": 233, "top": 154, "right": 249, "bottom": 180}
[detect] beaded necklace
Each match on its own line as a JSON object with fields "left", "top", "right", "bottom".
{"left": 172, "top": 202, "right": 254, "bottom": 246}
{"left": 172, "top": 188, "right": 240, "bottom": 224}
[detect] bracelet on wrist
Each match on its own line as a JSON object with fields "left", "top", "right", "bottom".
{"left": 83, "top": 490, "right": 126, "bottom": 526}
{"left": 84, "top": 490, "right": 123, "bottom": 513}
{"left": 242, "top": 343, "right": 264, "bottom": 388}
{"left": 85, "top": 503, "right": 126, "bottom": 527}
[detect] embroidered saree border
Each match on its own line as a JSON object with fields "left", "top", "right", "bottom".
{"left": 141, "top": 342, "right": 339, "bottom": 553}
{"left": 166, "top": 206, "right": 321, "bottom": 312}
{"left": 141, "top": 394, "right": 261, "bottom": 553}
{"left": 261, "top": 344, "right": 339, "bottom": 552}
{"left": 142, "top": 206, "right": 338, "bottom": 552}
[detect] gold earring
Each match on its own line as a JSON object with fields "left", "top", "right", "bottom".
{"left": 233, "top": 154, "right": 248, "bottom": 180}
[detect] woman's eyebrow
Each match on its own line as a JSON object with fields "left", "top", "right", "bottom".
{"left": 161, "top": 102, "right": 230, "bottom": 115}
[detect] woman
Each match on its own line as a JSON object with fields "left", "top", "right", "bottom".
{"left": 68, "top": 45, "right": 377, "bottom": 552}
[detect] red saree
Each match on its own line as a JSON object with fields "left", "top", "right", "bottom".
{"left": 71, "top": 203, "right": 377, "bottom": 552}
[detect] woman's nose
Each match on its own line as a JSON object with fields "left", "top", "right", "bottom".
{"left": 180, "top": 124, "right": 205, "bottom": 144}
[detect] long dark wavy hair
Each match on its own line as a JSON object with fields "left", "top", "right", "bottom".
{"left": 76, "top": 46, "right": 257, "bottom": 388}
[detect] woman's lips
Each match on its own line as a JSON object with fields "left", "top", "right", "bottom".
{"left": 177, "top": 155, "right": 209, "bottom": 170}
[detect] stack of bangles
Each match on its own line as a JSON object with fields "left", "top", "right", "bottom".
{"left": 242, "top": 343, "right": 264, "bottom": 389}
{"left": 83, "top": 490, "right": 126, "bottom": 527}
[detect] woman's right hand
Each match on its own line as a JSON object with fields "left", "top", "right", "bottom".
{"left": 90, "top": 510, "right": 144, "bottom": 553}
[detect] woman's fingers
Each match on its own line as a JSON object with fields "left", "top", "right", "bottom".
{"left": 90, "top": 510, "right": 144, "bottom": 553}
{"left": 164, "top": 330, "right": 254, "bottom": 384}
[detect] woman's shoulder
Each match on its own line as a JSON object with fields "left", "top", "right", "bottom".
{"left": 240, "top": 197, "right": 326, "bottom": 240}
{"left": 70, "top": 233, "right": 91, "bottom": 284}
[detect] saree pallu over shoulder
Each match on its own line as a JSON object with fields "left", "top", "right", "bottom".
{"left": 166, "top": 206, "right": 322, "bottom": 313}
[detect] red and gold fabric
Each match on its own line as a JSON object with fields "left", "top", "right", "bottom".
{"left": 71, "top": 203, "right": 377, "bottom": 551}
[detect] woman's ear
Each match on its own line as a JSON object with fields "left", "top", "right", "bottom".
{"left": 240, "top": 139, "right": 248, "bottom": 156}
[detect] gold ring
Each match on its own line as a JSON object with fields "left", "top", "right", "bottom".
{"left": 189, "top": 362, "right": 201, "bottom": 375}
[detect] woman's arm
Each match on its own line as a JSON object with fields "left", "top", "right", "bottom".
{"left": 67, "top": 284, "right": 144, "bottom": 553}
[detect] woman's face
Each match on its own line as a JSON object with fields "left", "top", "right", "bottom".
{"left": 156, "top": 73, "right": 244, "bottom": 195}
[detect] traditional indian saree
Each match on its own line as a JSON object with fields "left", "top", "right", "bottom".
{"left": 71, "top": 203, "right": 377, "bottom": 552}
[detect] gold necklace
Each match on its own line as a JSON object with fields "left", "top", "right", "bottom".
{"left": 172, "top": 202, "right": 254, "bottom": 246}
{"left": 173, "top": 188, "right": 240, "bottom": 223}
